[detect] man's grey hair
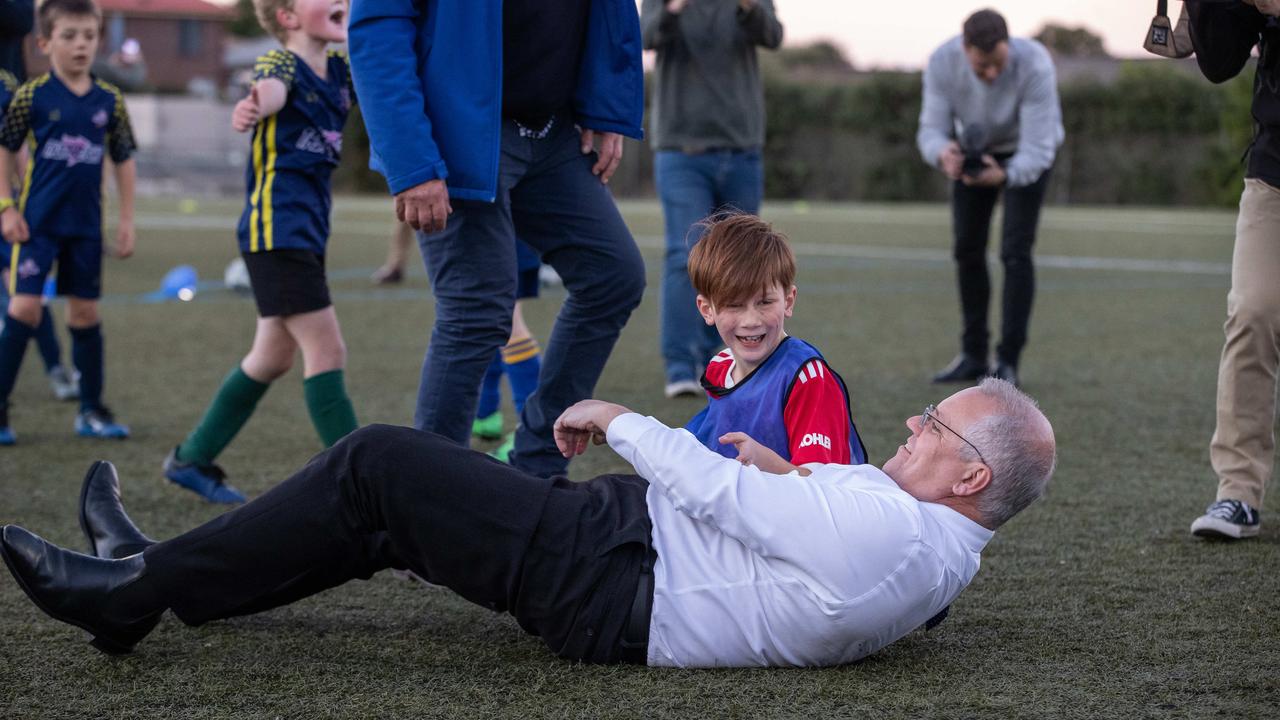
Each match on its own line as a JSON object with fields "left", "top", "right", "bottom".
{"left": 959, "top": 378, "right": 1057, "bottom": 527}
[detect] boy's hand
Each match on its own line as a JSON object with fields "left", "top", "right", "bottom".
{"left": 1, "top": 208, "right": 29, "bottom": 244}
{"left": 232, "top": 85, "right": 261, "bottom": 133}
{"left": 719, "top": 431, "right": 801, "bottom": 475}
{"left": 580, "top": 129, "right": 624, "bottom": 184}
{"left": 113, "top": 220, "right": 135, "bottom": 259}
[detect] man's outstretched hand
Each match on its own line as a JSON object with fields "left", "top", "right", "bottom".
{"left": 553, "top": 399, "right": 632, "bottom": 458}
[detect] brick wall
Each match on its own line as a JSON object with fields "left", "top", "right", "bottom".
{"left": 24, "top": 16, "right": 227, "bottom": 93}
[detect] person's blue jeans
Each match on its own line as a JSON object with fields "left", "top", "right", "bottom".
{"left": 415, "top": 114, "right": 645, "bottom": 477}
{"left": 655, "top": 149, "right": 763, "bottom": 384}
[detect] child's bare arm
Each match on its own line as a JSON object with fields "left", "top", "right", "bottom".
{"left": 719, "top": 431, "right": 811, "bottom": 476}
{"left": 0, "top": 147, "right": 28, "bottom": 243}
{"left": 0, "top": 145, "right": 14, "bottom": 200}
{"left": 231, "top": 79, "right": 287, "bottom": 132}
{"left": 112, "top": 157, "right": 136, "bottom": 258}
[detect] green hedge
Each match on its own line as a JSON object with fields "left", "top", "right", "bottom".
{"left": 335, "top": 61, "right": 1256, "bottom": 207}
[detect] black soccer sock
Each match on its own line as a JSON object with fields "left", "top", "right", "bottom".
{"left": 70, "top": 323, "right": 105, "bottom": 412}
{"left": 0, "top": 316, "right": 36, "bottom": 405}
{"left": 34, "top": 307, "right": 62, "bottom": 372}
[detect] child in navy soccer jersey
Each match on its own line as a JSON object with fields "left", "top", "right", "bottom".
{"left": 682, "top": 214, "right": 868, "bottom": 472}
{"left": 0, "top": 67, "right": 79, "bottom": 404}
{"left": 0, "top": 0, "right": 137, "bottom": 445}
{"left": 162, "top": 0, "right": 357, "bottom": 503}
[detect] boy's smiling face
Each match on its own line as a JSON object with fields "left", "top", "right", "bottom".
{"left": 284, "top": 0, "right": 348, "bottom": 44}
{"left": 39, "top": 13, "right": 100, "bottom": 80}
{"left": 697, "top": 283, "right": 797, "bottom": 381}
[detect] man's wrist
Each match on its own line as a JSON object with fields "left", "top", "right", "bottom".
{"left": 0, "top": 198, "right": 15, "bottom": 214}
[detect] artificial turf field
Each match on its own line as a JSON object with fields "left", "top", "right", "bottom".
{"left": 0, "top": 197, "right": 1276, "bottom": 718}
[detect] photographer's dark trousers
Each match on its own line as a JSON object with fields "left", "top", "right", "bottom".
{"left": 950, "top": 166, "right": 1052, "bottom": 367}
{"left": 141, "top": 424, "right": 656, "bottom": 664}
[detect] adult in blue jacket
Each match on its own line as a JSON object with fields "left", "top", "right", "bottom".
{"left": 348, "top": 0, "right": 647, "bottom": 477}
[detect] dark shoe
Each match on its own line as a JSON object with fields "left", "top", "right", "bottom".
{"left": 79, "top": 460, "right": 156, "bottom": 560}
{"left": 932, "top": 354, "right": 989, "bottom": 384}
{"left": 1190, "top": 499, "right": 1260, "bottom": 540}
{"left": 991, "top": 361, "right": 1019, "bottom": 388}
{"left": 924, "top": 604, "right": 950, "bottom": 631}
{"left": 0, "top": 525, "right": 162, "bottom": 654}
{"left": 163, "top": 447, "right": 247, "bottom": 504}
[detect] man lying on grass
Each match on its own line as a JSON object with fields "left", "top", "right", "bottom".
{"left": 1, "top": 378, "right": 1054, "bottom": 667}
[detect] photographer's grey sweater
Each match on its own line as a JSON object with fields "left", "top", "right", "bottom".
{"left": 641, "top": 0, "right": 783, "bottom": 152}
{"left": 917, "top": 36, "right": 1064, "bottom": 187}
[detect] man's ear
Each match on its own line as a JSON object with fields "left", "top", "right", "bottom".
{"left": 36, "top": 35, "right": 50, "bottom": 55}
{"left": 783, "top": 285, "right": 797, "bottom": 318}
{"left": 695, "top": 294, "right": 716, "bottom": 326}
{"left": 952, "top": 463, "right": 992, "bottom": 497}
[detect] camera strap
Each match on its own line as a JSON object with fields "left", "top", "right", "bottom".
{"left": 1144, "top": 0, "right": 1194, "bottom": 58}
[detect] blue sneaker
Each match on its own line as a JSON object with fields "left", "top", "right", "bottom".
{"left": 75, "top": 406, "right": 130, "bottom": 439}
{"left": 163, "top": 447, "right": 246, "bottom": 504}
{"left": 0, "top": 403, "right": 14, "bottom": 446}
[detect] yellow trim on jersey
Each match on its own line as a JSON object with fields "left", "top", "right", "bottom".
{"left": 17, "top": 131, "right": 35, "bottom": 212}
{"left": 8, "top": 243, "right": 18, "bottom": 295}
{"left": 262, "top": 114, "right": 278, "bottom": 251}
{"left": 248, "top": 122, "right": 265, "bottom": 252}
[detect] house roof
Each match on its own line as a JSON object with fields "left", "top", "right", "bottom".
{"left": 97, "top": 0, "right": 235, "bottom": 19}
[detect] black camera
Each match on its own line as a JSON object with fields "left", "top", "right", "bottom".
{"left": 960, "top": 123, "right": 989, "bottom": 178}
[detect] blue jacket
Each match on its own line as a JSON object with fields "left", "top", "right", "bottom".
{"left": 348, "top": 0, "right": 644, "bottom": 201}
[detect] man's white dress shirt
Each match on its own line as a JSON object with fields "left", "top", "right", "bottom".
{"left": 605, "top": 413, "right": 994, "bottom": 668}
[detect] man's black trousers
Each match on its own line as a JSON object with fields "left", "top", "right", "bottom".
{"left": 143, "top": 424, "right": 655, "bottom": 664}
{"left": 950, "top": 167, "right": 1052, "bottom": 366}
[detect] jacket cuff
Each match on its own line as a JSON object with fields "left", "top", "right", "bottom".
{"left": 385, "top": 161, "right": 449, "bottom": 196}
{"left": 577, "top": 116, "right": 645, "bottom": 141}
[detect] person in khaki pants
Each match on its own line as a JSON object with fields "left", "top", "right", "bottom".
{"left": 1186, "top": 0, "right": 1280, "bottom": 539}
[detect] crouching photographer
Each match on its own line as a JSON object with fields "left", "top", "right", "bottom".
{"left": 916, "top": 9, "right": 1064, "bottom": 389}
{"left": 1186, "top": 0, "right": 1280, "bottom": 540}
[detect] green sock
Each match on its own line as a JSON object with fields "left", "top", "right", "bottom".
{"left": 177, "top": 367, "right": 270, "bottom": 466}
{"left": 304, "top": 369, "right": 358, "bottom": 447}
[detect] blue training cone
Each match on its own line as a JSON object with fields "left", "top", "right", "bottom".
{"left": 147, "top": 264, "right": 199, "bottom": 303}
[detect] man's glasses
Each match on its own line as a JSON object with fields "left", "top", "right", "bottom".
{"left": 921, "top": 404, "right": 988, "bottom": 466}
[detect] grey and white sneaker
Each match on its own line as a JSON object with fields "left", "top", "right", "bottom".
{"left": 664, "top": 379, "right": 702, "bottom": 399}
{"left": 1190, "top": 499, "right": 1260, "bottom": 540}
{"left": 48, "top": 365, "right": 80, "bottom": 401}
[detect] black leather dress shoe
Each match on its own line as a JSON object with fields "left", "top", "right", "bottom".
{"left": 992, "top": 361, "right": 1020, "bottom": 388}
{"left": 0, "top": 525, "right": 162, "bottom": 654}
{"left": 79, "top": 460, "right": 156, "bottom": 560}
{"left": 932, "top": 354, "right": 990, "bottom": 384}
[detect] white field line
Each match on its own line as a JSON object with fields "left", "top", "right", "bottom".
{"left": 635, "top": 236, "right": 1229, "bottom": 276}
{"left": 132, "top": 215, "right": 1230, "bottom": 276}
